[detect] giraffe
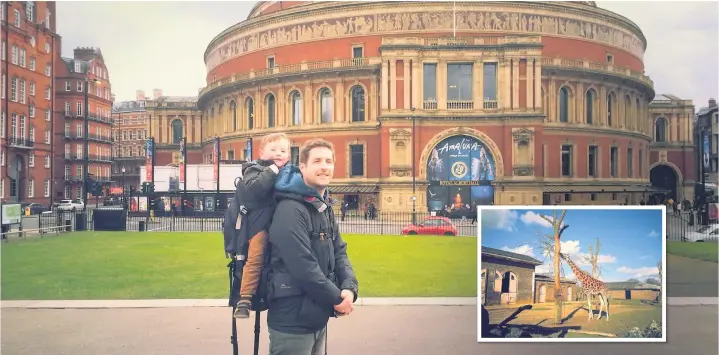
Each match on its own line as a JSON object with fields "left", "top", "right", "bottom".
{"left": 559, "top": 253, "right": 610, "bottom": 321}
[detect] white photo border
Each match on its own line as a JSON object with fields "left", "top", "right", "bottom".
{"left": 476, "top": 205, "right": 667, "bottom": 343}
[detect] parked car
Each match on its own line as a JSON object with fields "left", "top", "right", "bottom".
{"left": 56, "top": 199, "right": 84, "bottom": 211}
{"left": 401, "top": 216, "right": 458, "bottom": 236}
{"left": 20, "top": 202, "right": 47, "bottom": 215}
{"left": 683, "top": 224, "right": 719, "bottom": 242}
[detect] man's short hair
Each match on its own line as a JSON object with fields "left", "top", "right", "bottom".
{"left": 299, "top": 138, "right": 334, "bottom": 164}
{"left": 260, "top": 132, "right": 290, "bottom": 149}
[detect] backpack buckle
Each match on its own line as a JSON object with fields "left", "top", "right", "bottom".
{"left": 319, "top": 232, "right": 326, "bottom": 240}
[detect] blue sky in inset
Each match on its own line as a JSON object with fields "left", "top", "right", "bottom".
{"left": 480, "top": 208, "right": 663, "bottom": 282}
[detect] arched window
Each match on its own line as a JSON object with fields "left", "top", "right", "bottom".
{"left": 585, "top": 89, "right": 596, "bottom": 124}
{"left": 350, "top": 86, "right": 365, "bottom": 122}
{"left": 607, "top": 92, "right": 615, "bottom": 126}
{"left": 655, "top": 117, "right": 667, "bottom": 143}
{"left": 246, "top": 98, "right": 254, "bottom": 129}
{"left": 624, "top": 95, "right": 631, "bottom": 129}
{"left": 230, "top": 101, "right": 237, "bottom": 131}
{"left": 171, "top": 119, "right": 183, "bottom": 144}
{"left": 319, "top": 88, "right": 333, "bottom": 124}
{"left": 266, "top": 94, "right": 276, "bottom": 128}
{"left": 559, "top": 86, "right": 570, "bottom": 123}
{"left": 290, "top": 91, "right": 302, "bottom": 126}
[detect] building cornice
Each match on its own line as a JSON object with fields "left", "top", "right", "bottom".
{"left": 204, "top": 1, "right": 648, "bottom": 71}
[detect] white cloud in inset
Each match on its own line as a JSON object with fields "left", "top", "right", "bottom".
{"left": 501, "top": 244, "right": 536, "bottom": 258}
{"left": 647, "top": 230, "right": 659, "bottom": 238}
{"left": 481, "top": 209, "right": 519, "bottom": 231}
{"left": 617, "top": 266, "right": 660, "bottom": 278}
{"left": 521, "top": 211, "right": 553, "bottom": 228}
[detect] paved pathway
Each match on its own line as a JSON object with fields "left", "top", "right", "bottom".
{"left": 1, "top": 304, "right": 716, "bottom": 355}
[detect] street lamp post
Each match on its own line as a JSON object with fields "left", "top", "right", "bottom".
{"left": 121, "top": 166, "right": 126, "bottom": 202}
{"left": 411, "top": 107, "right": 417, "bottom": 225}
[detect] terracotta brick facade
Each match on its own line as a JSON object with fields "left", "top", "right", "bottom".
{"left": 188, "top": 1, "right": 663, "bottom": 211}
{"left": 1, "top": 1, "right": 57, "bottom": 205}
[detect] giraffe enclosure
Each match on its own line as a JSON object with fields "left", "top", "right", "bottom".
{"left": 484, "top": 299, "right": 663, "bottom": 338}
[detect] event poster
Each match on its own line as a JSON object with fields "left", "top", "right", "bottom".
{"left": 426, "top": 135, "right": 496, "bottom": 209}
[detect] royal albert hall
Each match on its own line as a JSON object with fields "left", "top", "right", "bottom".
{"left": 197, "top": 1, "right": 657, "bottom": 212}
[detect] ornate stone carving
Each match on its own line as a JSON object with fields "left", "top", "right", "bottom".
{"left": 513, "top": 165, "right": 534, "bottom": 176}
{"left": 390, "top": 167, "right": 412, "bottom": 177}
{"left": 511, "top": 127, "right": 534, "bottom": 144}
{"left": 208, "top": 7, "right": 644, "bottom": 71}
{"left": 389, "top": 128, "right": 412, "bottom": 142}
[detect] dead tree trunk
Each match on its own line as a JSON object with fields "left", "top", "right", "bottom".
{"left": 540, "top": 210, "right": 569, "bottom": 325}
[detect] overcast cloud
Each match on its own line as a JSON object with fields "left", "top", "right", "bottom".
{"left": 56, "top": 1, "right": 718, "bottom": 109}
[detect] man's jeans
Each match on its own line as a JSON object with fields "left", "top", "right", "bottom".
{"left": 268, "top": 326, "right": 326, "bottom": 355}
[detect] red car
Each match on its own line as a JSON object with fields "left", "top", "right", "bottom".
{"left": 402, "top": 216, "right": 458, "bottom": 236}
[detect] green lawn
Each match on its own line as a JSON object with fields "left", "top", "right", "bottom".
{"left": 667, "top": 241, "right": 719, "bottom": 263}
{"left": 0, "top": 232, "right": 476, "bottom": 300}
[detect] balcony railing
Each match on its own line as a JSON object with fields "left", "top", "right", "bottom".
{"left": 446, "top": 100, "right": 473, "bottom": 110}
{"left": 89, "top": 154, "right": 112, "bottom": 162}
{"left": 8, "top": 136, "right": 34, "bottom": 148}
{"left": 112, "top": 155, "right": 146, "bottom": 161}
{"left": 540, "top": 57, "right": 653, "bottom": 87}
{"left": 64, "top": 111, "right": 114, "bottom": 124}
{"left": 483, "top": 100, "right": 498, "bottom": 110}
{"left": 199, "top": 57, "right": 377, "bottom": 98}
{"left": 422, "top": 100, "right": 437, "bottom": 110}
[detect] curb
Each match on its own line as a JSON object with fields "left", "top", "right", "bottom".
{"left": 1, "top": 297, "right": 715, "bottom": 309}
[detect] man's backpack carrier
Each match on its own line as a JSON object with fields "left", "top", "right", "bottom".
{"left": 222, "top": 167, "right": 272, "bottom": 355}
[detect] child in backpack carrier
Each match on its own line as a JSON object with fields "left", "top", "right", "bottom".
{"left": 233, "top": 133, "right": 291, "bottom": 319}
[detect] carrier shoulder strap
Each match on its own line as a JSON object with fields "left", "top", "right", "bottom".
{"left": 305, "top": 201, "right": 336, "bottom": 241}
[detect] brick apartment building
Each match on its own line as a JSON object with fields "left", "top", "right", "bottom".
{"left": 53, "top": 47, "right": 114, "bottom": 201}
{"left": 1, "top": 1, "right": 58, "bottom": 205}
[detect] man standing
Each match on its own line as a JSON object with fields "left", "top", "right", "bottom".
{"left": 266, "top": 138, "right": 359, "bottom": 355}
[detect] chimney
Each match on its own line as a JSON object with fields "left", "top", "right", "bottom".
{"left": 153, "top": 89, "right": 163, "bottom": 99}
{"left": 709, "top": 98, "right": 717, "bottom": 108}
{"left": 136, "top": 90, "right": 146, "bottom": 101}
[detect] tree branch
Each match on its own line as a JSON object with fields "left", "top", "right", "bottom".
{"left": 539, "top": 214, "right": 555, "bottom": 225}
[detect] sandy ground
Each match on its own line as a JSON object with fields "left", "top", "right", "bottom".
{"left": 485, "top": 300, "right": 662, "bottom": 337}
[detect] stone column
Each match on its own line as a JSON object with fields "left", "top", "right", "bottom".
{"left": 370, "top": 77, "right": 378, "bottom": 122}
{"left": 576, "top": 81, "right": 585, "bottom": 124}
{"left": 512, "top": 58, "right": 520, "bottom": 109}
{"left": 381, "top": 60, "right": 389, "bottom": 110}
{"left": 336, "top": 79, "right": 345, "bottom": 123}
{"left": 671, "top": 114, "right": 678, "bottom": 142}
{"left": 473, "top": 60, "right": 482, "bottom": 110}
{"left": 534, "top": 58, "right": 542, "bottom": 110}
{"left": 403, "top": 60, "right": 411, "bottom": 110}
{"left": 548, "top": 79, "right": 557, "bottom": 122}
{"left": 304, "top": 85, "right": 313, "bottom": 125}
{"left": 412, "top": 59, "right": 421, "bottom": 111}
{"left": 437, "top": 59, "right": 446, "bottom": 110}
{"left": 389, "top": 59, "right": 397, "bottom": 110}
{"left": 525, "top": 58, "right": 534, "bottom": 110}
{"left": 599, "top": 85, "right": 607, "bottom": 126}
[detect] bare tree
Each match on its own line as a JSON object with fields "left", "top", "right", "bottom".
{"left": 583, "top": 238, "right": 602, "bottom": 278}
{"left": 538, "top": 210, "right": 570, "bottom": 325}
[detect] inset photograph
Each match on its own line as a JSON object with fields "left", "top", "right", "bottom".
{"left": 477, "top": 206, "right": 666, "bottom": 342}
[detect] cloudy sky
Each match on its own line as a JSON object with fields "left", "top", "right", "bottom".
{"left": 480, "top": 208, "right": 664, "bottom": 283}
{"left": 55, "top": 1, "right": 718, "bottom": 108}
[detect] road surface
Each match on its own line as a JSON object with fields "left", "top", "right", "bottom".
{"left": 1, "top": 305, "right": 716, "bottom": 355}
